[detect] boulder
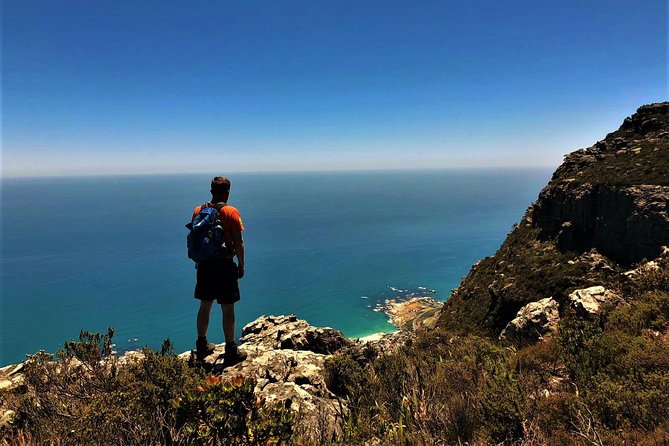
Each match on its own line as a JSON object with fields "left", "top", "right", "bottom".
{"left": 239, "top": 315, "right": 352, "bottom": 354}
{"left": 222, "top": 347, "right": 343, "bottom": 434}
{"left": 499, "top": 297, "right": 559, "bottom": 344}
{"left": 568, "top": 286, "right": 622, "bottom": 316}
{"left": 178, "top": 315, "right": 352, "bottom": 436}
{"left": 0, "top": 363, "right": 25, "bottom": 392}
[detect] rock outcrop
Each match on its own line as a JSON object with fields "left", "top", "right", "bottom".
{"left": 163, "top": 314, "right": 419, "bottom": 433}
{"left": 0, "top": 364, "right": 24, "bottom": 392}
{"left": 173, "top": 315, "right": 356, "bottom": 432}
{"left": 533, "top": 183, "right": 669, "bottom": 265}
{"left": 499, "top": 297, "right": 559, "bottom": 343}
{"left": 439, "top": 102, "right": 669, "bottom": 338}
{"left": 568, "top": 286, "right": 622, "bottom": 317}
{"left": 534, "top": 102, "right": 669, "bottom": 265}
{"left": 237, "top": 315, "right": 353, "bottom": 354}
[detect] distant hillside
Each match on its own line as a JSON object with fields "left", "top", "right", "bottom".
{"left": 439, "top": 102, "right": 669, "bottom": 336}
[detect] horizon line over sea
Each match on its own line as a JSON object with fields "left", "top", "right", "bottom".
{"left": 1, "top": 168, "right": 553, "bottom": 364}
{"left": 1, "top": 164, "right": 559, "bottom": 180}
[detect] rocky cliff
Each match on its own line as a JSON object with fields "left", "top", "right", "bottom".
{"left": 439, "top": 102, "right": 669, "bottom": 337}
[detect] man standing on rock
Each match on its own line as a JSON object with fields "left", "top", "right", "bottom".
{"left": 189, "top": 176, "right": 247, "bottom": 366}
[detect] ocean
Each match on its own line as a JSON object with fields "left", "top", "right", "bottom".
{"left": 1, "top": 168, "right": 552, "bottom": 364}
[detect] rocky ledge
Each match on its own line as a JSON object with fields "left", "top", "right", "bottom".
{"left": 170, "top": 299, "right": 440, "bottom": 430}
{"left": 175, "top": 315, "right": 354, "bottom": 433}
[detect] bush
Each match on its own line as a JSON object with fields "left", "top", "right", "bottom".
{"left": 480, "top": 358, "right": 525, "bottom": 443}
{"left": 324, "top": 355, "right": 366, "bottom": 399}
{"left": 556, "top": 291, "right": 669, "bottom": 433}
{"left": 174, "top": 374, "right": 294, "bottom": 445}
{"left": 2, "top": 330, "right": 294, "bottom": 446}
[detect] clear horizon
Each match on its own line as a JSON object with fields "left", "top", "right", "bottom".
{"left": 3, "top": 0, "right": 667, "bottom": 178}
{"left": 1, "top": 163, "right": 556, "bottom": 180}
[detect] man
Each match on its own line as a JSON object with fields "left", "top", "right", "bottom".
{"left": 191, "top": 176, "right": 247, "bottom": 366}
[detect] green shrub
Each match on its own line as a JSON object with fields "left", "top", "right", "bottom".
{"left": 481, "top": 358, "right": 525, "bottom": 443}
{"left": 324, "top": 355, "right": 366, "bottom": 399}
{"left": 174, "top": 374, "right": 294, "bottom": 445}
{"left": 621, "top": 256, "right": 669, "bottom": 297}
{"left": 2, "top": 330, "right": 294, "bottom": 446}
{"left": 556, "top": 290, "right": 669, "bottom": 433}
{"left": 606, "top": 292, "right": 669, "bottom": 335}
{"left": 513, "top": 336, "right": 561, "bottom": 380}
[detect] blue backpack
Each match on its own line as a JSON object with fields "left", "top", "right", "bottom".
{"left": 186, "top": 202, "right": 231, "bottom": 262}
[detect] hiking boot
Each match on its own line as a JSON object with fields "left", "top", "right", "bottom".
{"left": 223, "top": 342, "right": 247, "bottom": 367}
{"left": 195, "top": 338, "right": 216, "bottom": 361}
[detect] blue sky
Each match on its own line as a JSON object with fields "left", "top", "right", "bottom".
{"left": 3, "top": 0, "right": 667, "bottom": 176}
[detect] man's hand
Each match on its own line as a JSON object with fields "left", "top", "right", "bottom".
{"left": 232, "top": 229, "right": 245, "bottom": 280}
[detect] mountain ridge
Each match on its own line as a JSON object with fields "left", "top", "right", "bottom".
{"left": 439, "top": 102, "right": 669, "bottom": 336}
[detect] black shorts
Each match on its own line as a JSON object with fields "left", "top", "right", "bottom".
{"left": 194, "top": 259, "right": 240, "bottom": 305}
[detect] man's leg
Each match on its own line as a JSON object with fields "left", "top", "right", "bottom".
{"left": 221, "top": 303, "right": 236, "bottom": 344}
{"left": 195, "top": 300, "right": 217, "bottom": 360}
{"left": 197, "top": 300, "right": 214, "bottom": 338}
{"left": 222, "top": 303, "right": 247, "bottom": 365}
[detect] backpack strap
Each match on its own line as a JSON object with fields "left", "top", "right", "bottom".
{"left": 186, "top": 204, "right": 205, "bottom": 229}
{"left": 202, "top": 202, "right": 227, "bottom": 211}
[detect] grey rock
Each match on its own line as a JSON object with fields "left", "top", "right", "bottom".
{"left": 533, "top": 183, "right": 669, "bottom": 265}
{"left": 225, "top": 316, "right": 349, "bottom": 436}
{"left": 499, "top": 297, "right": 559, "bottom": 344}
{"left": 178, "top": 315, "right": 351, "bottom": 436}
{"left": 240, "top": 315, "right": 352, "bottom": 354}
{"left": 568, "top": 286, "right": 622, "bottom": 316}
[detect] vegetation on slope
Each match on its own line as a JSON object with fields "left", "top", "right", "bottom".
{"left": 438, "top": 220, "right": 615, "bottom": 336}
{"left": 1, "top": 334, "right": 293, "bottom": 446}
{"left": 552, "top": 102, "right": 669, "bottom": 186}
{"left": 322, "top": 257, "right": 669, "bottom": 445}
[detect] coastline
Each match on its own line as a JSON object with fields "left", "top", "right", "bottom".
{"left": 356, "top": 295, "right": 443, "bottom": 343}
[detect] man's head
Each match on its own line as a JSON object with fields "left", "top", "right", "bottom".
{"left": 210, "top": 176, "right": 231, "bottom": 202}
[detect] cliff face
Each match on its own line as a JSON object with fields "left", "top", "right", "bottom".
{"left": 534, "top": 102, "right": 669, "bottom": 265}
{"left": 534, "top": 184, "right": 669, "bottom": 265}
{"left": 439, "top": 102, "right": 669, "bottom": 337}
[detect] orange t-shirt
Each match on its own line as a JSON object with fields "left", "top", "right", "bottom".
{"left": 191, "top": 203, "right": 244, "bottom": 251}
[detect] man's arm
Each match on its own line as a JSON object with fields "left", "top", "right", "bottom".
{"left": 232, "top": 230, "right": 245, "bottom": 279}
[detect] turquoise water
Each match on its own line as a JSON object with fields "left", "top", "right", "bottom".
{"left": 1, "top": 169, "right": 551, "bottom": 364}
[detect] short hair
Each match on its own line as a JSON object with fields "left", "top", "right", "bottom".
{"left": 211, "top": 176, "right": 231, "bottom": 194}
